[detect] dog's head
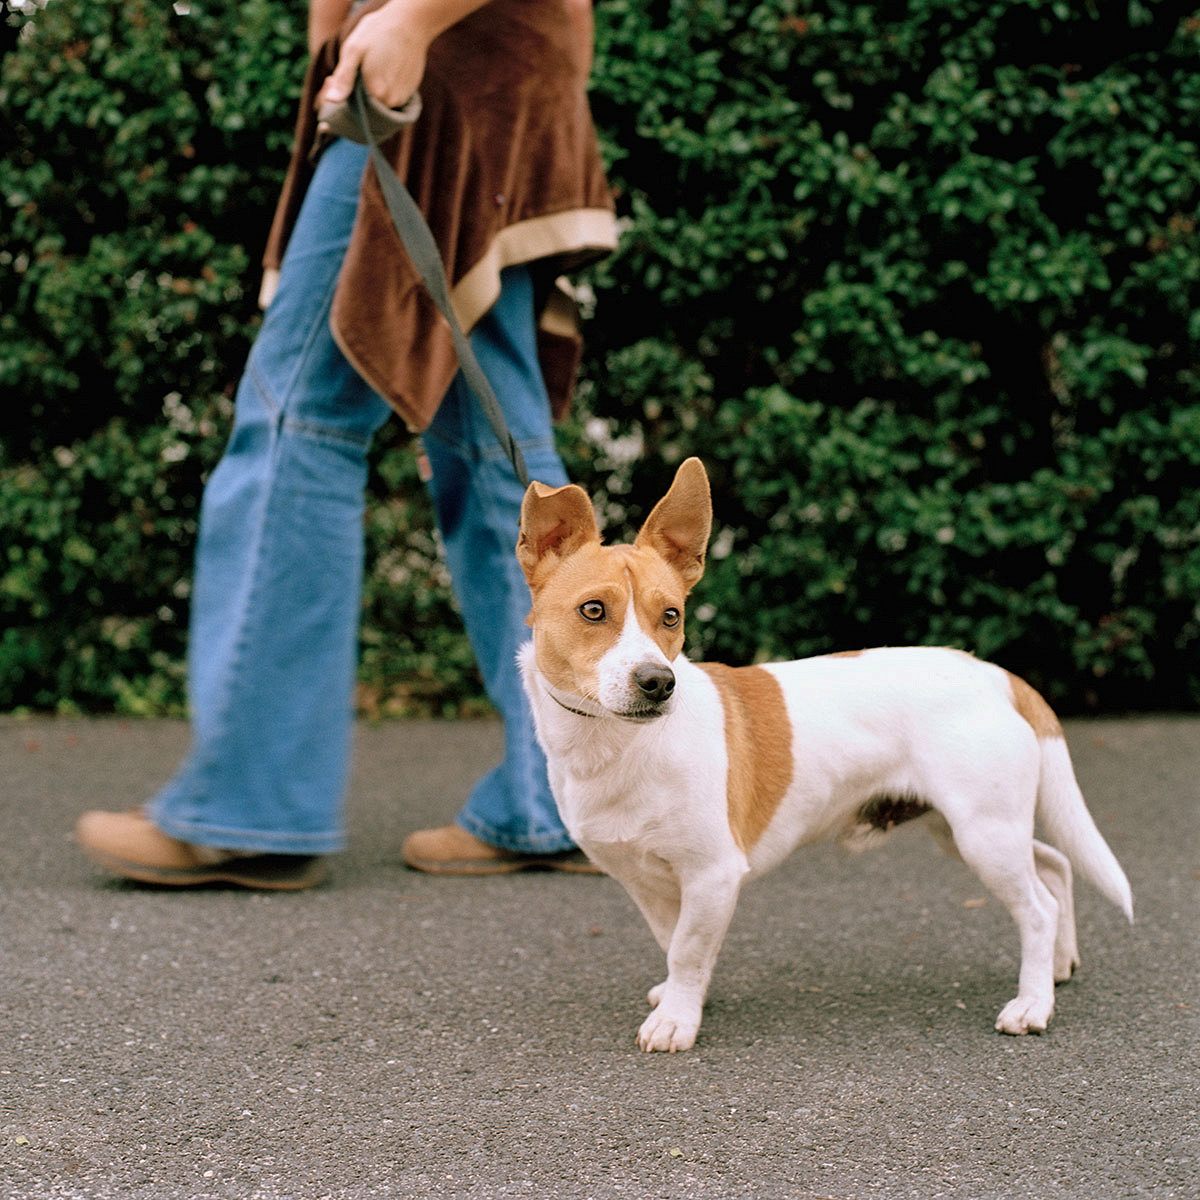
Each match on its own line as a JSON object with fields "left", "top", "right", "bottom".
{"left": 517, "top": 458, "right": 713, "bottom": 721}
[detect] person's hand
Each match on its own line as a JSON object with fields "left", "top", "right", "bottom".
{"left": 320, "top": 1, "right": 430, "bottom": 110}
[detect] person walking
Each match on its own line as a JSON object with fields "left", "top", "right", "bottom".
{"left": 75, "top": 0, "right": 616, "bottom": 888}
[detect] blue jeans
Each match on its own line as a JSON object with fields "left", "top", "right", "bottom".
{"left": 148, "top": 138, "right": 573, "bottom": 855}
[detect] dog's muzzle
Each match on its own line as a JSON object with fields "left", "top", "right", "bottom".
{"left": 628, "top": 663, "right": 675, "bottom": 714}
{"left": 632, "top": 663, "right": 675, "bottom": 702}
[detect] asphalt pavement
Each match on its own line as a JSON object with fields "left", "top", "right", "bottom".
{"left": 2, "top": 713, "right": 1197, "bottom": 1200}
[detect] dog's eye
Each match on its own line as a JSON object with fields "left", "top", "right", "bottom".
{"left": 579, "top": 601, "right": 606, "bottom": 622}
{"left": 663, "top": 608, "right": 680, "bottom": 628}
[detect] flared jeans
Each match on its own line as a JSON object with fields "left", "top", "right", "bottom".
{"left": 147, "top": 138, "right": 573, "bottom": 856}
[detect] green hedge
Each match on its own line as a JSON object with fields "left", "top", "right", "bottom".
{"left": 2, "top": 0, "right": 1199, "bottom": 716}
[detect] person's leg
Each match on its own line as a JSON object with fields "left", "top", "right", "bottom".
{"left": 404, "top": 265, "right": 591, "bottom": 869}
{"left": 77, "top": 139, "right": 390, "bottom": 883}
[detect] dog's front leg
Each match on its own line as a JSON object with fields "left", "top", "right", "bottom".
{"left": 636, "top": 866, "right": 743, "bottom": 1053}
{"left": 621, "top": 873, "right": 681, "bottom": 955}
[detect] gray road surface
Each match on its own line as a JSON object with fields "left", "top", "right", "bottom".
{"left": 2, "top": 714, "right": 1197, "bottom": 1199}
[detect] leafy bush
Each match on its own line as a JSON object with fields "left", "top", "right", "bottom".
{"left": 1, "top": 0, "right": 300, "bottom": 711}
{"left": 581, "top": 0, "right": 1200, "bottom": 711}
{"left": 2, "top": 0, "right": 1198, "bottom": 715}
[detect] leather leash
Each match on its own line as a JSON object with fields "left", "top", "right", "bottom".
{"left": 334, "top": 75, "right": 531, "bottom": 488}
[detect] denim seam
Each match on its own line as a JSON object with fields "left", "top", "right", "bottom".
{"left": 246, "top": 354, "right": 282, "bottom": 422}
{"left": 281, "top": 414, "right": 375, "bottom": 450}
{"left": 246, "top": 252, "right": 341, "bottom": 431}
{"left": 278, "top": 272, "right": 341, "bottom": 417}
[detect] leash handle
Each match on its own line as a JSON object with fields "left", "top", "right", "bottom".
{"left": 350, "top": 76, "right": 531, "bottom": 489}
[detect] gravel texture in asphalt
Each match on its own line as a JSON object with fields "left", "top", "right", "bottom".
{"left": 2, "top": 714, "right": 1197, "bottom": 1199}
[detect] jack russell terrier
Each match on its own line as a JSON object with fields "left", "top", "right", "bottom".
{"left": 517, "top": 457, "right": 1133, "bottom": 1052}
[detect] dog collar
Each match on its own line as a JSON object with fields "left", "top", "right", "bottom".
{"left": 546, "top": 689, "right": 601, "bottom": 719}
{"left": 544, "top": 686, "right": 666, "bottom": 724}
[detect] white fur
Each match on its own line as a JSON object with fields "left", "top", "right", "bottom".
{"left": 518, "top": 470, "right": 1132, "bottom": 1052}
{"left": 593, "top": 585, "right": 675, "bottom": 715}
{"left": 521, "top": 637, "right": 1134, "bottom": 1051}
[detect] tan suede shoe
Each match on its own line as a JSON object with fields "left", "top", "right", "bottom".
{"left": 75, "top": 809, "right": 325, "bottom": 890}
{"left": 401, "top": 823, "right": 601, "bottom": 876}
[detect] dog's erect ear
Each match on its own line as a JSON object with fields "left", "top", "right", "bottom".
{"left": 516, "top": 480, "right": 601, "bottom": 586}
{"left": 634, "top": 457, "right": 712, "bottom": 590}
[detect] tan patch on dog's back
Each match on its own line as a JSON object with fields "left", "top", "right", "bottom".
{"left": 1007, "top": 671, "right": 1063, "bottom": 738}
{"left": 698, "top": 663, "right": 794, "bottom": 853}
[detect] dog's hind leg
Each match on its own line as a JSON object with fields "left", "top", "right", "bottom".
{"left": 1034, "top": 839, "right": 1080, "bottom": 982}
{"left": 942, "top": 815, "right": 1060, "bottom": 1035}
{"left": 933, "top": 815, "right": 1079, "bottom": 988}
{"left": 926, "top": 812, "right": 961, "bottom": 859}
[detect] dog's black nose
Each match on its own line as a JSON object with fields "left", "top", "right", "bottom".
{"left": 633, "top": 664, "right": 675, "bottom": 703}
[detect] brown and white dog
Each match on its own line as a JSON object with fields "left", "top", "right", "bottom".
{"left": 516, "top": 457, "right": 1133, "bottom": 1053}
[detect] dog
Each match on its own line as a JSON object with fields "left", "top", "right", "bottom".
{"left": 516, "top": 457, "right": 1133, "bottom": 1052}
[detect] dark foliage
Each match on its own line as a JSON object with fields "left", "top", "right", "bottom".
{"left": 2, "top": 0, "right": 1198, "bottom": 713}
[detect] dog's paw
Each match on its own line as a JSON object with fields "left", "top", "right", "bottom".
{"left": 637, "top": 1005, "right": 700, "bottom": 1053}
{"left": 995, "top": 994, "right": 1054, "bottom": 1035}
{"left": 647, "top": 981, "right": 667, "bottom": 1008}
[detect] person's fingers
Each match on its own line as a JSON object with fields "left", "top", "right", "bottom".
{"left": 322, "top": 38, "right": 366, "bottom": 103}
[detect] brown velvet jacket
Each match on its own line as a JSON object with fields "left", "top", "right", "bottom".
{"left": 262, "top": 0, "right": 617, "bottom": 431}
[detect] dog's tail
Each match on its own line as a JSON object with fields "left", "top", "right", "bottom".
{"left": 1035, "top": 734, "right": 1133, "bottom": 922}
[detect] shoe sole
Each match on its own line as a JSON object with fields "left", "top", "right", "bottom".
{"left": 81, "top": 847, "right": 326, "bottom": 891}
{"left": 403, "top": 852, "right": 602, "bottom": 877}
